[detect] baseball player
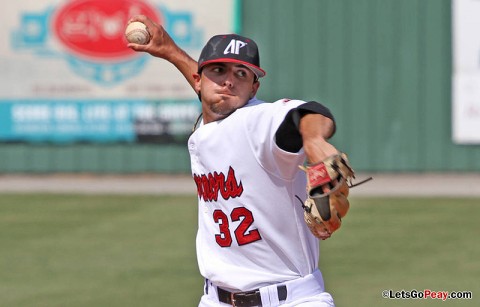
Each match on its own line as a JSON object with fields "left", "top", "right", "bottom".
{"left": 128, "top": 16, "right": 358, "bottom": 307}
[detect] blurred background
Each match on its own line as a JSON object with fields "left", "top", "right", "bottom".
{"left": 1, "top": 0, "right": 479, "bottom": 174}
{"left": 1, "top": 1, "right": 479, "bottom": 306}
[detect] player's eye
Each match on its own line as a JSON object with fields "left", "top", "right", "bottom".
{"left": 211, "top": 66, "right": 224, "bottom": 73}
{"left": 235, "top": 67, "right": 249, "bottom": 79}
{"left": 235, "top": 69, "right": 248, "bottom": 78}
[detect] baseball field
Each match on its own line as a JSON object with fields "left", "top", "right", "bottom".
{"left": 0, "top": 193, "right": 478, "bottom": 306}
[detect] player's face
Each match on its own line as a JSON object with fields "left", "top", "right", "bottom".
{"left": 194, "top": 62, "right": 260, "bottom": 123}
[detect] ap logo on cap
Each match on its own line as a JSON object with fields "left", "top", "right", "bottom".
{"left": 198, "top": 34, "right": 266, "bottom": 78}
{"left": 224, "top": 39, "right": 247, "bottom": 55}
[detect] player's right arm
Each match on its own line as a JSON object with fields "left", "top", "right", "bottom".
{"left": 126, "top": 15, "right": 198, "bottom": 93}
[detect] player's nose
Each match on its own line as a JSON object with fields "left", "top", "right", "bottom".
{"left": 222, "top": 71, "right": 235, "bottom": 88}
{"left": 223, "top": 78, "right": 234, "bottom": 88}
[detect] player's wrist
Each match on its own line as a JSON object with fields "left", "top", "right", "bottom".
{"left": 303, "top": 140, "right": 338, "bottom": 164}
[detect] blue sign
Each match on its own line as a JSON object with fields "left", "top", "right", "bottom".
{"left": 0, "top": 99, "right": 200, "bottom": 143}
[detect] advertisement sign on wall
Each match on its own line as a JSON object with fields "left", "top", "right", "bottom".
{"left": 452, "top": 0, "right": 480, "bottom": 144}
{"left": 0, "top": 0, "right": 235, "bottom": 143}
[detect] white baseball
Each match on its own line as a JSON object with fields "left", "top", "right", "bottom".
{"left": 125, "top": 21, "right": 150, "bottom": 45}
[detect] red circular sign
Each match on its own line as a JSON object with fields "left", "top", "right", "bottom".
{"left": 53, "top": 0, "right": 161, "bottom": 60}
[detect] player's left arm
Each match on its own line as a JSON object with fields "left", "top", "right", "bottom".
{"left": 275, "top": 101, "right": 354, "bottom": 239}
{"left": 278, "top": 101, "right": 372, "bottom": 239}
{"left": 275, "top": 101, "right": 338, "bottom": 161}
{"left": 298, "top": 113, "right": 337, "bottom": 163}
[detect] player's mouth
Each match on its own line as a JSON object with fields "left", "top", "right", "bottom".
{"left": 216, "top": 88, "right": 235, "bottom": 95}
{"left": 216, "top": 91, "right": 236, "bottom": 99}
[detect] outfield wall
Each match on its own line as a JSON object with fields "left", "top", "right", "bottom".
{"left": 242, "top": 0, "right": 480, "bottom": 172}
{"left": 2, "top": 0, "right": 480, "bottom": 173}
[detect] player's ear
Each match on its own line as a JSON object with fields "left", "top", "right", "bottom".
{"left": 193, "top": 73, "right": 201, "bottom": 94}
{"left": 250, "top": 80, "right": 260, "bottom": 99}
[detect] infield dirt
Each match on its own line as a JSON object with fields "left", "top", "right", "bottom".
{"left": 1, "top": 173, "right": 479, "bottom": 197}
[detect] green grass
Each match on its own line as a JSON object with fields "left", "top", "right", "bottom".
{"left": 321, "top": 197, "right": 479, "bottom": 306}
{"left": 0, "top": 195, "right": 478, "bottom": 306}
{"left": 0, "top": 194, "right": 202, "bottom": 307}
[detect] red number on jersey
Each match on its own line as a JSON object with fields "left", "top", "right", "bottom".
{"left": 213, "top": 210, "right": 233, "bottom": 247}
{"left": 231, "top": 207, "right": 262, "bottom": 246}
{"left": 212, "top": 207, "right": 262, "bottom": 247}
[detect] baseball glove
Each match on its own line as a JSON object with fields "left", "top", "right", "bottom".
{"left": 299, "top": 153, "right": 367, "bottom": 240}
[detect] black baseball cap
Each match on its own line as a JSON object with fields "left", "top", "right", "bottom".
{"left": 198, "top": 34, "right": 266, "bottom": 78}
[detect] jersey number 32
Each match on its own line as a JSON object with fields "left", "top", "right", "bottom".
{"left": 213, "top": 207, "right": 262, "bottom": 247}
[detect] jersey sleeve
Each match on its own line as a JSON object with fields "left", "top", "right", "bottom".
{"left": 242, "top": 99, "right": 309, "bottom": 180}
{"left": 275, "top": 101, "right": 336, "bottom": 153}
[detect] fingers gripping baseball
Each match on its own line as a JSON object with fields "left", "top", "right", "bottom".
{"left": 126, "top": 15, "right": 175, "bottom": 58}
{"left": 125, "top": 21, "right": 150, "bottom": 45}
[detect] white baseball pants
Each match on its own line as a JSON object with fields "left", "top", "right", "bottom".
{"left": 199, "top": 269, "right": 335, "bottom": 307}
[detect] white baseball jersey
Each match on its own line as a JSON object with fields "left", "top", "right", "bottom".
{"left": 188, "top": 98, "right": 321, "bottom": 292}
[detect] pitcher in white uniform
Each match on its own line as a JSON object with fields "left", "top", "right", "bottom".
{"left": 128, "top": 17, "right": 341, "bottom": 307}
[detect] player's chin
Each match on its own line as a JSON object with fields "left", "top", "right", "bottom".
{"left": 206, "top": 105, "right": 234, "bottom": 121}
{"left": 212, "top": 100, "right": 244, "bottom": 116}
{"left": 213, "top": 109, "right": 237, "bottom": 121}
